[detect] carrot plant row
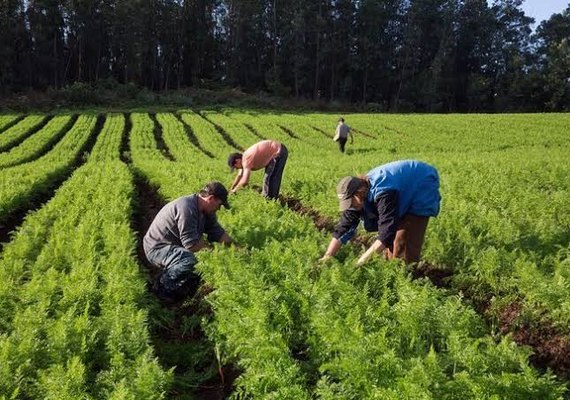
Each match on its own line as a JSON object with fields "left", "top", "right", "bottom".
{"left": 0, "top": 114, "right": 74, "bottom": 168}
{"left": 0, "top": 114, "right": 170, "bottom": 398}
{"left": 0, "top": 114, "right": 47, "bottom": 152}
{"left": 0, "top": 115, "right": 97, "bottom": 222}
{"left": 0, "top": 115, "right": 21, "bottom": 133}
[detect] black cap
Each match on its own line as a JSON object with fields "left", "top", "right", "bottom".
{"left": 227, "top": 153, "right": 242, "bottom": 172}
{"left": 203, "top": 181, "right": 231, "bottom": 209}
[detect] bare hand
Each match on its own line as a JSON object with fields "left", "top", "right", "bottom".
{"left": 355, "top": 254, "right": 368, "bottom": 267}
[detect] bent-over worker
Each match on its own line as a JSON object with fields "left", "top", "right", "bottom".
{"left": 320, "top": 160, "right": 441, "bottom": 266}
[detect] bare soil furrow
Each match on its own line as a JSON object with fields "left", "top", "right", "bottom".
{"left": 130, "top": 172, "right": 238, "bottom": 399}
{"left": 0, "top": 114, "right": 52, "bottom": 152}
{"left": 278, "top": 125, "right": 300, "bottom": 139}
{"left": 0, "top": 115, "right": 26, "bottom": 134}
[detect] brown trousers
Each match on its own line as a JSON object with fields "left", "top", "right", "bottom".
{"left": 383, "top": 214, "right": 430, "bottom": 263}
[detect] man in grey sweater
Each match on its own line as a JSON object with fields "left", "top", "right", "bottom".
{"left": 144, "top": 181, "right": 233, "bottom": 302}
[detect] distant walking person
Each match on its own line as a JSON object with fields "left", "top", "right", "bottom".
{"left": 319, "top": 160, "right": 441, "bottom": 266}
{"left": 144, "top": 182, "right": 233, "bottom": 303}
{"left": 228, "top": 140, "right": 288, "bottom": 199}
{"left": 333, "top": 117, "right": 353, "bottom": 153}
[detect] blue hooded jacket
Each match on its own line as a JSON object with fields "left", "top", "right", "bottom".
{"left": 335, "top": 160, "right": 441, "bottom": 245}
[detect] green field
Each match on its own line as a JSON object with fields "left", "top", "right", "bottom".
{"left": 0, "top": 111, "right": 569, "bottom": 399}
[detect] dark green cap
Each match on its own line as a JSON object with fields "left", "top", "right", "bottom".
{"left": 336, "top": 176, "right": 362, "bottom": 211}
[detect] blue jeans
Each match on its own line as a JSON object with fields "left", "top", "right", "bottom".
{"left": 145, "top": 245, "right": 199, "bottom": 300}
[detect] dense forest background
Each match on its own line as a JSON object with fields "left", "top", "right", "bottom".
{"left": 1, "top": 0, "right": 569, "bottom": 111}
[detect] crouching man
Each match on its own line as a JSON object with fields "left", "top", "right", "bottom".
{"left": 143, "top": 181, "right": 234, "bottom": 302}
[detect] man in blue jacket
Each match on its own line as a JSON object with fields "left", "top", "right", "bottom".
{"left": 320, "top": 160, "right": 441, "bottom": 266}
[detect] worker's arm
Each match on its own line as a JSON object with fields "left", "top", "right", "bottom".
{"left": 230, "top": 170, "right": 244, "bottom": 191}
{"left": 187, "top": 232, "right": 233, "bottom": 252}
{"left": 333, "top": 126, "right": 340, "bottom": 141}
{"left": 230, "top": 168, "right": 252, "bottom": 193}
{"left": 187, "top": 239, "right": 211, "bottom": 253}
{"left": 319, "top": 237, "right": 342, "bottom": 261}
{"left": 204, "top": 215, "right": 234, "bottom": 247}
{"left": 319, "top": 209, "right": 360, "bottom": 262}
{"left": 217, "top": 232, "right": 233, "bottom": 246}
{"left": 356, "top": 239, "right": 386, "bottom": 266}
{"left": 355, "top": 191, "right": 399, "bottom": 266}
{"left": 178, "top": 205, "right": 210, "bottom": 252}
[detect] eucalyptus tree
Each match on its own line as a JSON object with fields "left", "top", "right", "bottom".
{"left": 487, "top": 0, "right": 535, "bottom": 110}
{"left": 0, "top": 0, "right": 32, "bottom": 92}
{"left": 26, "top": 0, "right": 66, "bottom": 89}
{"left": 535, "top": 5, "right": 570, "bottom": 110}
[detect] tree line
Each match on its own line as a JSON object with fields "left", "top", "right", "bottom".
{"left": 1, "top": 0, "right": 569, "bottom": 112}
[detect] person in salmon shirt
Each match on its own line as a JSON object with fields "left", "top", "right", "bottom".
{"left": 227, "top": 140, "right": 288, "bottom": 199}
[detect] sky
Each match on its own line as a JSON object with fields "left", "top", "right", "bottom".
{"left": 511, "top": 0, "right": 568, "bottom": 25}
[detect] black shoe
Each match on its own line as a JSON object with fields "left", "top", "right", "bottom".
{"left": 151, "top": 281, "right": 179, "bottom": 304}
{"left": 157, "top": 293, "right": 178, "bottom": 305}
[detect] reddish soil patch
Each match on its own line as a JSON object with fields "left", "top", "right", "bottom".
{"left": 192, "top": 364, "right": 240, "bottom": 400}
{"left": 411, "top": 262, "right": 454, "bottom": 288}
{"left": 278, "top": 194, "right": 336, "bottom": 231}
{"left": 495, "top": 302, "right": 570, "bottom": 378}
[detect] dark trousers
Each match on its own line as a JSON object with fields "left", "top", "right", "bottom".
{"left": 338, "top": 137, "right": 347, "bottom": 153}
{"left": 382, "top": 214, "right": 430, "bottom": 264}
{"left": 263, "top": 144, "right": 288, "bottom": 199}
